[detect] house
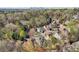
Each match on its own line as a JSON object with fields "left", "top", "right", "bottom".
{"left": 36, "top": 27, "right": 45, "bottom": 33}
{"left": 5, "top": 23, "right": 18, "bottom": 30}
{"left": 28, "top": 28, "right": 36, "bottom": 37}
{"left": 53, "top": 32, "right": 62, "bottom": 40}
{"left": 19, "top": 20, "right": 26, "bottom": 25}
{"left": 31, "top": 34, "right": 45, "bottom": 48}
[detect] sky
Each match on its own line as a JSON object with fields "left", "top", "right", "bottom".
{"left": 0, "top": 0, "right": 78, "bottom": 8}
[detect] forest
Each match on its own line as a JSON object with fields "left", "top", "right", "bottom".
{"left": 0, "top": 8, "right": 79, "bottom": 52}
